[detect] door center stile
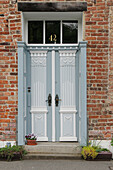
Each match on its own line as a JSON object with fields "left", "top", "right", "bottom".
{"left": 52, "top": 50, "right": 56, "bottom": 142}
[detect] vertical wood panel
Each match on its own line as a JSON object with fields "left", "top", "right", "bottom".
{"left": 31, "top": 52, "right": 47, "bottom": 108}
{"left": 31, "top": 51, "right": 48, "bottom": 141}
{"left": 59, "top": 50, "right": 77, "bottom": 141}
{"left": 60, "top": 51, "right": 75, "bottom": 107}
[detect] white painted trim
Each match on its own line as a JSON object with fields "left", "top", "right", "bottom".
{"left": 61, "top": 113, "right": 63, "bottom": 137}
{"left": 59, "top": 50, "right": 76, "bottom": 56}
{"left": 37, "top": 137, "right": 48, "bottom": 142}
{"left": 60, "top": 137, "right": 77, "bottom": 141}
{"left": 30, "top": 50, "right": 47, "bottom": 54}
{"left": 59, "top": 109, "right": 77, "bottom": 113}
{"left": 24, "top": 120, "right": 26, "bottom": 137}
{"left": 60, "top": 20, "right": 62, "bottom": 44}
{"left": 0, "top": 141, "right": 16, "bottom": 148}
{"left": 73, "top": 113, "right": 76, "bottom": 137}
{"left": 26, "top": 20, "right": 28, "bottom": 45}
{"left": 45, "top": 113, "right": 47, "bottom": 138}
{"left": 27, "top": 44, "right": 78, "bottom": 47}
{"left": 24, "top": 12, "right": 82, "bottom": 20}
{"left": 32, "top": 113, "right": 34, "bottom": 134}
{"left": 43, "top": 20, "right": 45, "bottom": 44}
{"left": 52, "top": 50, "right": 55, "bottom": 142}
{"left": 30, "top": 109, "right": 48, "bottom": 114}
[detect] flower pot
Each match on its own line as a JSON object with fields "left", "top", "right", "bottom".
{"left": 83, "top": 151, "right": 112, "bottom": 161}
{"left": 95, "top": 151, "right": 112, "bottom": 161}
{"left": 27, "top": 140, "right": 37, "bottom": 145}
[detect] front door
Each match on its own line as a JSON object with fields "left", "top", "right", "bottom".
{"left": 30, "top": 20, "right": 78, "bottom": 142}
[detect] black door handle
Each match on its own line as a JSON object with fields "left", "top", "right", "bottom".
{"left": 55, "top": 94, "right": 61, "bottom": 107}
{"left": 46, "top": 94, "right": 52, "bottom": 106}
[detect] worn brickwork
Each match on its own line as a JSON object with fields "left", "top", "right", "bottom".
{"left": 0, "top": 0, "right": 22, "bottom": 141}
{"left": 0, "top": 0, "right": 113, "bottom": 141}
{"left": 86, "top": 0, "right": 112, "bottom": 140}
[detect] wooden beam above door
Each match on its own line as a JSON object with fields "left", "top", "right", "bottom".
{"left": 18, "top": 2, "right": 87, "bottom": 12}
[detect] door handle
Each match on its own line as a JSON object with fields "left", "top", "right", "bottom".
{"left": 55, "top": 94, "right": 61, "bottom": 107}
{"left": 46, "top": 94, "right": 52, "bottom": 106}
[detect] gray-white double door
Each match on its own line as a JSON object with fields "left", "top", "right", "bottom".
{"left": 30, "top": 48, "right": 77, "bottom": 142}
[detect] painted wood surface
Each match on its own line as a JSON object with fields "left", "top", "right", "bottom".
{"left": 17, "top": 43, "right": 87, "bottom": 145}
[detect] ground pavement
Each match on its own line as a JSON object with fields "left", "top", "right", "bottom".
{"left": 0, "top": 160, "right": 113, "bottom": 170}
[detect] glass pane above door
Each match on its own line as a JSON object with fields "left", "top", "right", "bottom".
{"left": 28, "top": 21, "right": 43, "bottom": 44}
{"left": 45, "top": 21, "right": 60, "bottom": 44}
{"left": 62, "top": 21, "right": 78, "bottom": 44}
{"left": 28, "top": 20, "right": 78, "bottom": 44}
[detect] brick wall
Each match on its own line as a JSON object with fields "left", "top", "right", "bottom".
{"left": 0, "top": 0, "right": 22, "bottom": 141}
{"left": 0, "top": 0, "right": 113, "bottom": 141}
{"left": 86, "top": 0, "right": 113, "bottom": 140}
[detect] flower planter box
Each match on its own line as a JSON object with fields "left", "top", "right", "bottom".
{"left": 85, "top": 151, "right": 112, "bottom": 161}
{"left": 95, "top": 151, "right": 112, "bottom": 161}
{"left": 0, "top": 152, "right": 22, "bottom": 161}
{"left": 27, "top": 140, "right": 37, "bottom": 145}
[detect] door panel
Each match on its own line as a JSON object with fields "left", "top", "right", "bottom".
{"left": 58, "top": 50, "right": 77, "bottom": 141}
{"left": 31, "top": 51, "right": 49, "bottom": 141}
{"left": 30, "top": 48, "right": 77, "bottom": 142}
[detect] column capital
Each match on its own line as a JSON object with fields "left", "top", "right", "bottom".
{"left": 17, "top": 41, "right": 27, "bottom": 48}
{"left": 79, "top": 41, "right": 87, "bottom": 48}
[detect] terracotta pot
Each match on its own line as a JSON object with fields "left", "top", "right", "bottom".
{"left": 27, "top": 140, "right": 37, "bottom": 145}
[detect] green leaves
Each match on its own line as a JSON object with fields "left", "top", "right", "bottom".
{"left": 0, "top": 145, "right": 27, "bottom": 161}
{"left": 81, "top": 146, "right": 98, "bottom": 160}
{"left": 111, "top": 138, "right": 113, "bottom": 146}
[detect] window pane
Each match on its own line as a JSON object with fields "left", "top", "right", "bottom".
{"left": 62, "top": 21, "right": 78, "bottom": 44}
{"left": 28, "top": 21, "right": 43, "bottom": 44}
{"left": 45, "top": 21, "right": 60, "bottom": 44}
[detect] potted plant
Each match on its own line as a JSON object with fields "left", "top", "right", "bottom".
{"left": 95, "top": 147, "right": 112, "bottom": 161}
{"left": 81, "top": 145, "right": 112, "bottom": 161}
{"left": 81, "top": 146, "right": 98, "bottom": 160}
{"left": 0, "top": 145, "right": 27, "bottom": 161}
{"left": 25, "top": 134, "right": 37, "bottom": 145}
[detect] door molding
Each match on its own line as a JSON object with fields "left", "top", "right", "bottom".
{"left": 31, "top": 109, "right": 48, "bottom": 142}
{"left": 59, "top": 109, "right": 77, "bottom": 142}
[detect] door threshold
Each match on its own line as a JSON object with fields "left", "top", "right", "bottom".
{"left": 36, "top": 142, "right": 79, "bottom": 145}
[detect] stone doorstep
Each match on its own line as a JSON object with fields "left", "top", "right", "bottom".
{"left": 24, "top": 142, "right": 82, "bottom": 160}
{"left": 24, "top": 142, "right": 81, "bottom": 154}
{"left": 23, "top": 153, "right": 82, "bottom": 160}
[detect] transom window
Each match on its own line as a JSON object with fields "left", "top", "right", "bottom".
{"left": 28, "top": 20, "right": 78, "bottom": 44}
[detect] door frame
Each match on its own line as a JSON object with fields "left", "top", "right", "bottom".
{"left": 18, "top": 11, "right": 87, "bottom": 145}
{"left": 17, "top": 41, "right": 87, "bottom": 146}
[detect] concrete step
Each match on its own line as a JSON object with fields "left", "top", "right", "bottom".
{"left": 23, "top": 153, "right": 82, "bottom": 160}
{"left": 24, "top": 142, "right": 81, "bottom": 155}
